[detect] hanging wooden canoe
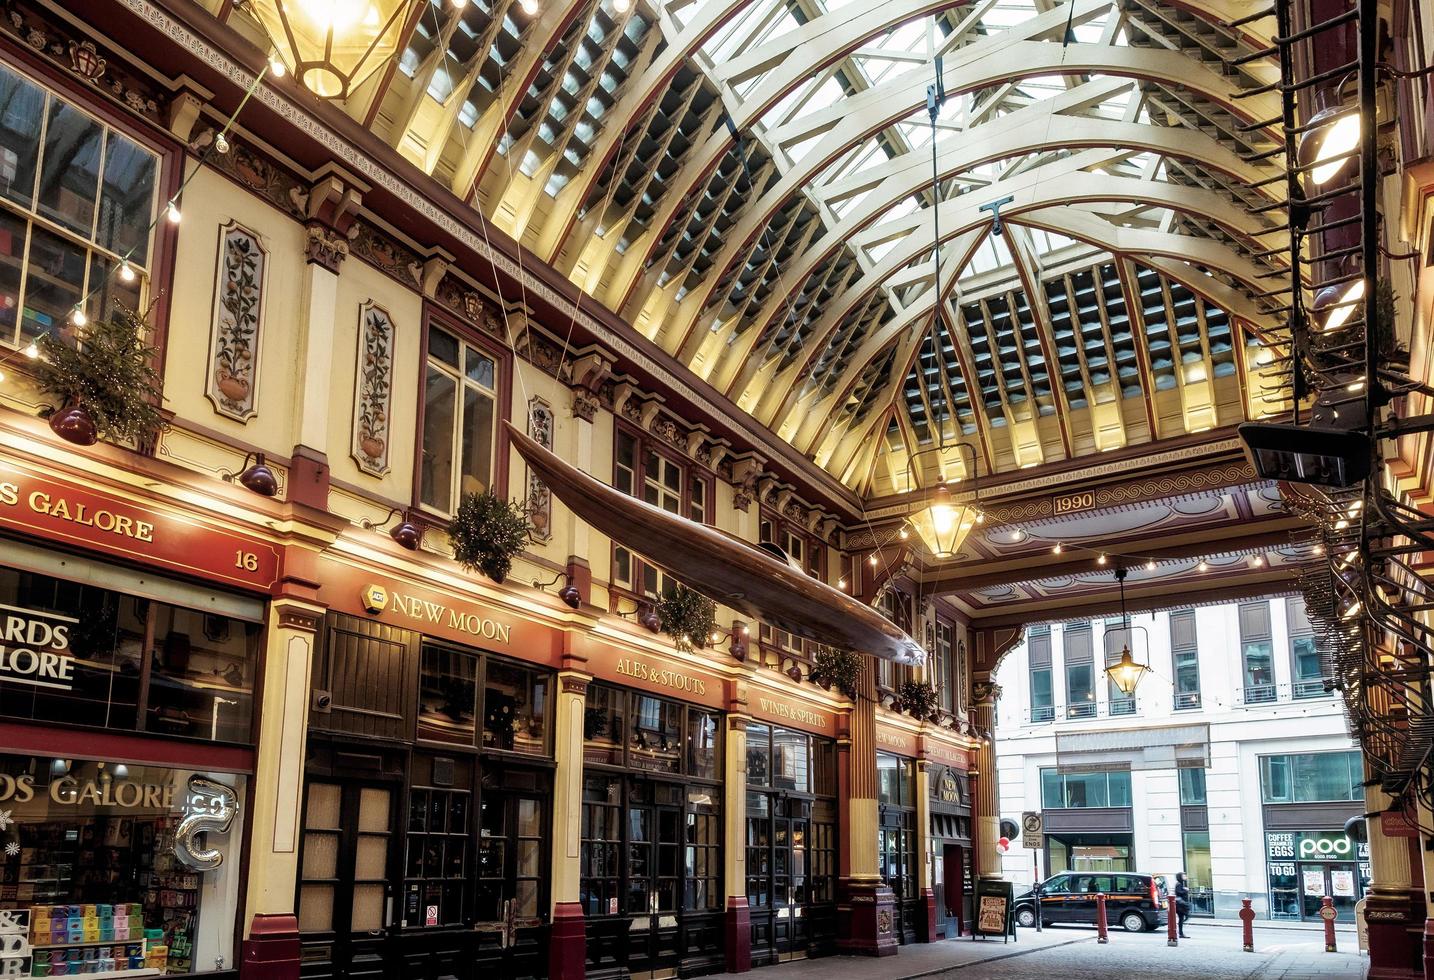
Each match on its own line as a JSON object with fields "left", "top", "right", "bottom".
{"left": 505, "top": 422, "right": 925, "bottom": 664}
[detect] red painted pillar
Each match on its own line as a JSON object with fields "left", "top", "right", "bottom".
{"left": 1239, "top": 898, "right": 1255, "bottom": 952}
{"left": 725, "top": 897, "right": 752, "bottom": 972}
{"left": 1167, "top": 896, "right": 1179, "bottom": 947}
{"left": 1095, "top": 893, "right": 1108, "bottom": 944}
{"left": 239, "top": 913, "right": 300, "bottom": 980}
{"left": 1421, "top": 918, "right": 1434, "bottom": 979}
{"left": 548, "top": 903, "right": 586, "bottom": 980}
{"left": 1322, "top": 897, "right": 1338, "bottom": 953}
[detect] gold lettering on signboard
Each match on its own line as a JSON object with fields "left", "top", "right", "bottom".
{"left": 1052, "top": 491, "right": 1096, "bottom": 515}
{"left": 614, "top": 657, "right": 708, "bottom": 696}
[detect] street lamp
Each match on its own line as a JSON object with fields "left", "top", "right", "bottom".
{"left": 250, "top": 0, "right": 416, "bottom": 99}
{"left": 1103, "top": 568, "right": 1148, "bottom": 696}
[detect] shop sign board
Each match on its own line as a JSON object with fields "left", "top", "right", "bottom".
{"left": 748, "top": 691, "right": 835, "bottom": 734}
{"left": 0, "top": 605, "right": 77, "bottom": 691}
{"left": 875, "top": 725, "right": 916, "bottom": 756}
{"left": 1266, "top": 831, "right": 1369, "bottom": 862}
{"left": 0, "top": 463, "right": 279, "bottom": 591}
{"left": 973, "top": 879, "right": 1014, "bottom": 941}
{"left": 921, "top": 737, "right": 968, "bottom": 769}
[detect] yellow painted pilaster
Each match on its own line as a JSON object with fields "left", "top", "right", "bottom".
{"left": 725, "top": 716, "right": 749, "bottom": 900}
{"left": 243, "top": 598, "right": 323, "bottom": 932}
{"left": 551, "top": 671, "right": 590, "bottom": 910}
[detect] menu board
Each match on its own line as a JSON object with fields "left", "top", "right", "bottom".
{"left": 1303, "top": 870, "right": 1325, "bottom": 896}
{"left": 973, "top": 879, "right": 1014, "bottom": 941}
{"left": 1331, "top": 870, "right": 1356, "bottom": 897}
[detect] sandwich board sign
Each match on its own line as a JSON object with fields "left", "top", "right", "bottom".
{"left": 973, "top": 879, "right": 1015, "bottom": 943}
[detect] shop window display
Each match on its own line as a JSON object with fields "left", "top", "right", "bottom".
{"left": 0, "top": 755, "right": 243, "bottom": 976}
{"left": 415, "top": 644, "right": 549, "bottom": 755}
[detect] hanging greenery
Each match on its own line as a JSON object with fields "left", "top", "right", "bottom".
{"left": 1375, "top": 279, "right": 1408, "bottom": 366}
{"left": 657, "top": 585, "right": 717, "bottom": 651}
{"left": 34, "top": 305, "right": 165, "bottom": 446}
{"left": 900, "top": 680, "right": 941, "bottom": 721}
{"left": 813, "top": 648, "right": 862, "bottom": 698}
{"left": 449, "top": 490, "right": 532, "bottom": 583}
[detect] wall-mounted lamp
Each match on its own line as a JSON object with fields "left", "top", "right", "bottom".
{"left": 221, "top": 452, "right": 279, "bottom": 497}
{"left": 362, "top": 507, "right": 421, "bottom": 550}
{"left": 532, "top": 571, "right": 583, "bottom": 609}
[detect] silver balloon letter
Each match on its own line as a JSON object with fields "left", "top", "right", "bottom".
{"left": 175, "top": 775, "right": 237, "bottom": 871}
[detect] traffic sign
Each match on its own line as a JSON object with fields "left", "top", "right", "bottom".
{"left": 1021, "top": 811, "right": 1043, "bottom": 849}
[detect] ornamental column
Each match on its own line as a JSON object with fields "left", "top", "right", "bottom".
{"left": 289, "top": 177, "right": 361, "bottom": 510}
{"left": 724, "top": 709, "right": 751, "bottom": 971}
{"left": 1363, "top": 779, "right": 1422, "bottom": 978}
{"left": 239, "top": 591, "right": 325, "bottom": 980}
{"left": 565, "top": 354, "right": 611, "bottom": 603}
{"left": 970, "top": 677, "right": 1002, "bottom": 880}
{"left": 549, "top": 671, "right": 591, "bottom": 979}
{"left": 837, "top": 657, "right": 897, "bottom": 956}
{"left": 915, "top": 759, "right": 937, "bottom": 941}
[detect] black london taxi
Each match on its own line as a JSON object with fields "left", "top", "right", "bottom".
{"left": 1013, "top": 872, "right": 1169, "bottom": 932}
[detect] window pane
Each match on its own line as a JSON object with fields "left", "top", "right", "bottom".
{"left": 773, "top": 728, "right": 809, "bottom": 793}
{"left": 686, "top": 709, "right": 720, "bottom": 780}
{"left": 86, "top": 250, "right": 141, "bottom": 322}
{"left": 97, "top": 132, "right": 155, "bottom": 259}
{"left": 1030, "top": 667, "right": 1053, "bottom": 707}
{"left": 0, "top": 209, "right": 26, "bottom": 344}
{"left": 429, "top": 327, "right": 459, "bottom": 367}
{"left": 0, "top": 65, "right": 44, "bottom": 209}
{"left": 465, "top": 348, "right": 494, "bottom": 388}
{"left": 1107, "top": 771, "right": 1131, "bottom": 807}
{"left": 418, "top": 645, "right": 477, "bottom": 745}
{"left": 37, "top": 100, "right": 103, "bottom": 235}
{"left": 21, "top": 224, "right": 84, "bottom": 343}
{"left": 483, "top": 659, "right": 548, "bottom": 755}
{"left": 746, "top": 723, "right": 771, "bottom": 786}
{"left": 459, "top": 384, "right": 494, "bottom": 496}
{"left": 421, "top": 366, "right": 457, "bottom": 512}
{"left": 1040, "top": 769, "right": 1060, "bottom": 809}
{"left": 1178, "top": 767, "right": 1206, "bottom": 805}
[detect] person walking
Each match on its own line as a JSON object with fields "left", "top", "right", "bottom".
{"left": 1174, "top": 872, "right": 1191, "bottom": 938}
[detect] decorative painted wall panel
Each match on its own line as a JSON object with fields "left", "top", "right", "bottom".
{"left": 526, "top": 398, "right": 553, "bottom": 541}
{"left": 206, "top": 221, "right": 267, "bottom": 421}
{"left": 352, "top": 301, "right": 396, "bottom": 477}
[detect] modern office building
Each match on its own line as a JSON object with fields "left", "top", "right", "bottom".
{"left": 994, "top": 597, "right": 1368, "bottom": 922}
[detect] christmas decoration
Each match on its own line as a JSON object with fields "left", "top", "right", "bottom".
{"left": 34, "top": 305, "right": 164, "bottom": 446}
{"left": 813, "top": 648, "right": 862, "bottom": 698}
{"left": 656, "top": 585, "right": 716, "bottom": 652}
{"left": 900, "top": 680, "right": 941, "bottom": 720}
{"left": 0, "top": 810, "right": 11, "bottom": 832}
{"left": 3, "top": 841, "right": 16, "bottom": 858}
{"left": 449, "top": 490, "right": 532, "bottom": 584}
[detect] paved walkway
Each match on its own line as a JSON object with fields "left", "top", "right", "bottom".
{"left": 706, "top": 923, "right": 1366, "bottom": 980}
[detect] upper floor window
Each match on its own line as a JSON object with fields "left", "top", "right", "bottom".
{"left": 758, "top": 511, "right": 822, "bottom": 659}
{"left": 933, "top": 619, "right": 958, "bottom": 714}
{"left": 1287, "top": 598, "right": 1326, "bottom": 698}
{"left": 1040, "top": 768, "right": 1132, "bottom": 809}
{"left": 1169, "top": 610, "right": 1200, "bottom": 710}
{"left": 419, "top": 323, "right": 501, "bottom": 517}
{"left": 0, "top": 61, "right": 157, "bottom": 349}
{"left": 1028, "top": 626, "right": 1053, "bottom": 723}
{"left": 611, "top": 427, "right": 709, "bottom": 599}
{"left": 1178, "top": 766, "right": 1207, "bottom": 805}
{"left": 1259, "top": 751, "right": 1362, "bottom": 804}
{"left": 1064, "top": 624, "right": 1095, "bottom": 719}
{"left": 1238, "top": 600, "right": 1276, "bottom": 705}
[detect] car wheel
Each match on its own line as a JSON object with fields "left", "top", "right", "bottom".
{"left": 1015, "top": 907, "right": 1036, "bottom": 928}
{"left": 1121, "top": 911, "right": 1146, "bottom": 933}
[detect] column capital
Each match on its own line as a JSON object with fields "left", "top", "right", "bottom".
{"left": 270, "top": 596, "right": 325, "bottom": 633}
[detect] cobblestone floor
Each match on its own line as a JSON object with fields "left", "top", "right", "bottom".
{"left": 707, "top": 923, "right": 1366, "bottom": 980}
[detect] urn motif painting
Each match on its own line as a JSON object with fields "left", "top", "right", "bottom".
{"left": 206, "top": 222, "right": 268, "bottom": 421}
{"left": 352, "top": 301, "right": 396, "bottom": 476}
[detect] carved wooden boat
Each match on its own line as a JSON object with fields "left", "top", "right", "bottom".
{"left": 505, "top": 422, "right": 925, "bottom": 664}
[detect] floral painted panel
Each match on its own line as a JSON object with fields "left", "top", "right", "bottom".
{"left": 526, "top": 398, "right": 553, "bottom": 541}
{"left": 352, "top": 301, "right": 396, "bottom": 477}
{"left": 206, "top": 222, "right": 267, "bottom": 421}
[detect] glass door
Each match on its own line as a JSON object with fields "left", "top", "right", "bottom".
{"left": 473, "top": 788, "right": 548, "bottom": 977}
{"left": 1298, "top": 862, "right": 1361, "bottom": 922}
{"left": 298, "top": 781, "right": 398, "bottom": 978}
{"left": 627, "top": 779, "right": 684, "bottom": 980}
{"left": 773, "top": 798, "right": 810, "bottom": 961}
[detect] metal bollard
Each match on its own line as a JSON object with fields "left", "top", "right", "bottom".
{"left": 1167, "top": 895, "right": 1178, "bottom": 947}
{"left": 1096, "top": 893, "right": 1108, "bottom": 944}
{"left": 1321, "top": 896, "right": 1337, "bottom": 952}
{"left": 1239, "top": 898, "right": 1255, "bottom": 952}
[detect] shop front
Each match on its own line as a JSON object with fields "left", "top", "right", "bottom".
{"left": 874, "top": 751, "right": 918, "bottom": 946}
{"left": 578, "top": 680, "right": 724, "bottom": 980}
{"left": 743, "top": 719, "right": 838, "bottom": 967}
{"left": 1264, "top": 830, "right": 1370, "bottom": 922}
{"left": 924, "top": 758, "right": 971, "bottom": 941}
{"left": 295, "top": 583, "right": 559, "bottom": 980}
{"left": 0, "top": 554, "right": 264, "bottom": 977}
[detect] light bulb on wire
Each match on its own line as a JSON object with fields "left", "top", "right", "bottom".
{"left": 119, "top": 261, "right": 136, "bottom": 283}
{"left": 519, "top": 0, "right": 538, "bottom": 14}
{"left": 268, "top": 56, "right": 286, "bottom": 78}
{"left": 614, "top": 0, "right": 630, "bottom": 10}
{"left": 166, "top": 200, "right": 181, "bottom": 224}
{"left": 23, "top": 342, "right": 38, "bottom": 359}
{"left": 1052, "top": 543, "right": 1062, "bottom": 555}
{"left": 70, "top": 307, "right": 87, "bottom": 328}
{"left": 214, "top": 132, "right": 230, "bottom": 155}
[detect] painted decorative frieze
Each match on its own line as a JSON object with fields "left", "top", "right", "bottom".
{"left": 352, "top": 301, "right": 396, "bottom": 477}
{"left": 526, "top": 398, "right": 554, "bottom": 541}
{"left": 206, "top": 221, "right": 268, "bottom": 422}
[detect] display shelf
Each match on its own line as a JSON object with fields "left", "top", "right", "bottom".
{"left": 37, "top": 969, "right": 160, "bottom": 979}
{"left": 32, "top": 939, "right": 147, "bottom": 950}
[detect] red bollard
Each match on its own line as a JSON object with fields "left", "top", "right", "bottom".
{"left": 1320, "top": 896, "right": 1337, "bottom": 952}
{"left": 1239, "top": 898, "right": 1255, "bottom": 952}
{"left": 1167, "top": 895, "right": 1178, "bottom": 947}
{"left": 1096, "top": 893, "right": 1108, "bottom": 944}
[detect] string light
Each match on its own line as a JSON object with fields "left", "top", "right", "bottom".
{"left": 614, "top": 0, "right": 629, "bottom": 10}
{"left": 898, "top": 527, "right": 908, "bottom": 540}
{"left": 868, "top": 554, "right": 878, "bottom": 567}
{"left": 23, "top": 342, "right": 37, "bottom": 359}
{"left": 214, "top": 132, "right": 230, "bottom": 155}
{"left": 1052, "top": 543, "right": 1063, "bottom": 554}
{"left": 837, "top": 577, "right": 847, "bottom": 589}
{"left": 1096, "top": 553, "right": 1107, "bottom": 566}
{"left": 166, "top": 200, "right": 182, "bottom": 224}
{"left": 519, "top": 0, "right": 538, "bottom": 13}
{"left": 268, "top": 55, "right": 287, "bottom": 77}
{"left": 70, "top": 308, "right": 87, "bottom": 328}
{"left": 1145, "top": 559, "right": 1156, "bottom": 571}
{"left": 1197, "top": 560, "right": 1209, "bottom": 572}
{"left": 119, "top": 261, "right": 136, "bottom": 283}
{"left": 1250, "top": 555, "right": 1265, "bottom": 567}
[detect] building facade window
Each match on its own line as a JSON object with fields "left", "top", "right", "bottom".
{"left": 1028, "top": 627, "right": 1053, "bottom": 722}
{"left": 611, "top": 428, "right": 709, "bottom": 600}
{"left": 1169, "top": 610, "right": 1200, "bottom": 710}
{"left": 1178, "top": 767, "right": 1206, "bottom": 805}
{"left": 419, "top": 322, "right": 503, "bottom": 517}
{"left": 0, "top": 60, "right": 157, "bottom": 350}
{"left": 1287, "top": 599, "right": 1325, "bottom": 699}
{"left": 1238, "top": 601, "right": 1276, "bottom": 704}
{"left": 1063, "top": 624, "right": 1095, "bottom": 718}
{"left": 1040, "top": 769, "right": 1132, "bottom": 809}
{"left": 1259, "top": 751, "right": 1362, "bottom": 804}
{"left": 758, "top": 512, "right": 822, "bottom": 662}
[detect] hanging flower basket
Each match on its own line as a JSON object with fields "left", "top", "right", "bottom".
{"left": 657, "top": 585, "right": 716, "bottom": 652}
{"left": 34, "top": 305, "right": 165, "bottom": 447}
{"left": 813, "top": 648, "right": 862, "bottom": 699}
{"left": 449, "top": 490, "right": 533, "bottom": 584}
{"left": 900, "top": 680, "right": 940, "bottom": 721}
